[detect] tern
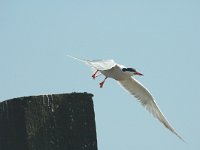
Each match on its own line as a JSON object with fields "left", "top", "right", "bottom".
{"left": 67, "top": 55, "right": 184, "bottom": 142}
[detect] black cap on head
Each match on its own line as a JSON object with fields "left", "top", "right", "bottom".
{"left": 122, "top": 68, "right": 136, "bottom": 72}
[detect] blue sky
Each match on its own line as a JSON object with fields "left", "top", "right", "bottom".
{"left": 0, "top": 0, "right": 200, "bottom": 149}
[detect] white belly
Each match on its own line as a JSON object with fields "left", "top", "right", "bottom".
{"left": 100, "top": 65, "right": 129, "bottom": 81}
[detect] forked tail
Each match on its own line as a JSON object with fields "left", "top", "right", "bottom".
{"left": 66, "top": 54, "right": 86, "bottom": 63}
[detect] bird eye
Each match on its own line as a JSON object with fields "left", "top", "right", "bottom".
{"left": 122, "top": 68, "right": 127, "bottom": 72}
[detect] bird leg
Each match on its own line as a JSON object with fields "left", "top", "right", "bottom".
{"left": 92, "top": 70, "right": 99, "bottom": 79}
{"left": 99, "top": 77, "right": 108, "bottom": 88}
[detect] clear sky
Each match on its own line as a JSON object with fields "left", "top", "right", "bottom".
{"left": 0, "top": 0, "right": 200, "bottom": 149}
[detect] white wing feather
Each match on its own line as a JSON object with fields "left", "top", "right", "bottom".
{"left": 66, "top": 55, "right": 116, "bottom": 70}
{"left": 118, "top": 77, "right": 185, "bottom": 142}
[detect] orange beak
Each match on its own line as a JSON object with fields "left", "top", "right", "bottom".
{"left": 134, "top": 72, "right": 143, "bottom": 76}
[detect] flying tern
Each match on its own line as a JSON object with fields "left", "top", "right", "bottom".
{"left": 67, "top": 55, "right": 184, "bottom": 142}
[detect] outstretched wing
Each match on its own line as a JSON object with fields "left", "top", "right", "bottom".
{"left": 118, "top": 77, "right": 184, "bottom": 142}
{"left": 67, "top": 55, "right": 116, "bottom": 70}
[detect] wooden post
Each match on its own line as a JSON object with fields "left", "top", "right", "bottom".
{"left": 0, "top": 93, "right": 97, "bottom": 150}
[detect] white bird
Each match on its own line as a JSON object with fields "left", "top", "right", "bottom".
{"left": 67, "top": 55, "right": 185, "bottom": 142}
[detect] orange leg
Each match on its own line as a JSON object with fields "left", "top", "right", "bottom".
{"left": 99, "top": 77, "right": 108, "bottom": 88}
{"left": 92, "top": 70, "right": 99, "bottom": 79}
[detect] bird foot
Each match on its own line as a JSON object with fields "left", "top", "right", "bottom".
{"left": 92, "top": 74, "right": 96, "bottom": 79}
{"left": 99, "top": 77, "right": 108, "bottom": 88}
{"left": 91, "top": 70, "right": 99, "bottom": 80}
{"left": 99, "top": 82, "right": 104, "bottom": 88}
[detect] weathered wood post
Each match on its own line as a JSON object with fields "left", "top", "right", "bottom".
{"left": 0, "top": 93, "right": 97, "bottom": 150}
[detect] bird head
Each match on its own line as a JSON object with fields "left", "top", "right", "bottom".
{"left": 122, "top": 68, "right": 143, "bottom": 76}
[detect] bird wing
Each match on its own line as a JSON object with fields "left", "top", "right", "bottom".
{"left": 67, "top": 55, "right": 116, "bottom": 70}
{"left": 118, "top": 77, "right": 184, "bottom": 142}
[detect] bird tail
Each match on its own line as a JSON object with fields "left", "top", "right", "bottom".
{"left": 66, "top": 54, "right": 87, "bottom": 63}
{"left": 66, "top": 54, "right": 98, "bottom": 73}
